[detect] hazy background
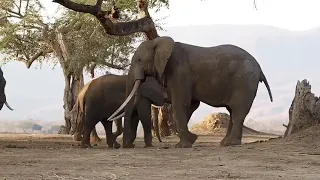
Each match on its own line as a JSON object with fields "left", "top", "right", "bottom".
{"left": 1, "top": 0, "right": 320, "bottom": 135}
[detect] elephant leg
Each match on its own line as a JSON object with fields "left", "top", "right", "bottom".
{"left": 128, "top": 113, "right": 139, "bottom": 146}
{"left": 220, "top": 106, "right": 233, "bottom": 146}
{"left": 113, "top": 118, "right": 123, "bottom": 138}
{"left": 81, "top": 119, "right": 97, "bottom": 148}
{"left": 101, "top": 120, "right": 120, "bottom": 149}
{"left": 186, "top": 100, "right": 200, "bottom": 144}
{"left": 170, "top": 94, "right": 194, "bottom": 148}
{"left": 136, "top": 98, "right": 153, "bottom": 148}
{"left": 221, "top": 99, "right": 253, "bottom": 146}
{"left": 90, "top": 126, "right": 102, "bottom": 143}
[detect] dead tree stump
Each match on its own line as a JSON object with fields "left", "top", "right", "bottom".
{"left": 284, "top": 79, "right": 320, "bottom": 137}
{"left": 157, "top": 104, "right": 176, "bottom": 137}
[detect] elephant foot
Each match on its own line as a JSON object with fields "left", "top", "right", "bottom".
{"left": 188, "top": 132, "right": 198, "bottom": 144}
{"left": 175, "top": 138, "right": 192, "bottom": 148}
{"left": 144, "top": 144, "right": 154, "bottom": 148}
{"left": 220, "top": 137, "right": 241, "bottom": 147}
{"left": 108, "top": 141, "right": 121, "bottom": 149}
{"left": 122, "top": 143, "right": 135, "bottom": 149}
{"left": 80, "top": 143, "right": 93, "bottom": 149}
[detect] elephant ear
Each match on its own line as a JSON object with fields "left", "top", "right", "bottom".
{"left": 152, "top": 36, "right": 175, "bottom": 79}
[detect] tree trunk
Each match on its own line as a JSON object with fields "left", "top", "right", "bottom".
{"left": 155, "top": 103, "right": 176, "bottom": 137}
{"left": 59, "top": 67, "right": 84, "bottom": 134}
{"left": 284, "top": 79, "right": 320, "bottom": 137}
{"left": 51, "top": 31, "right": 86, "bottom": 135}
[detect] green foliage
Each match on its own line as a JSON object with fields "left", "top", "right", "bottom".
{"left": 0, "top": 0, "right": 52, "bottom": 65}
{"left": 0, "top": 0, "right": 169, "bottom": 73}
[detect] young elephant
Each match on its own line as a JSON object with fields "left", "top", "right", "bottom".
{"left": 77, "top": 74, "right": 164, "bottom": 149}
{"left": 0, "top": 67, "right": 13, "bottom": 111}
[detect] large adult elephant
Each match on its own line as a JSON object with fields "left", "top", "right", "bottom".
{"left": 0, "top": 67, "right": 13, "bottom": 111}
{"left": 109, "top": 36, "right": 273, "bottom": 148}
{"left": 77, "top": 74, "right": 164, "bottom": 149}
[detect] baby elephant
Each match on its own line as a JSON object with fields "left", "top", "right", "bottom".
{"left": 73, "top": 74, "right": 164, "bottom": 149}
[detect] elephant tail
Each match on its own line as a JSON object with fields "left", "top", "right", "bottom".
{"left": 259, "top": 71, "right": 273, "bottom": 102}
{"left": 70, "top": 81, "right": 93, "bottom": 136}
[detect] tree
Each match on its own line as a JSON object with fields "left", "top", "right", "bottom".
{"left": 52, "top": 0, "right": 174, "bottom": 137}
{"left": 0, "top": 0, "right": 136, "bottom": 134}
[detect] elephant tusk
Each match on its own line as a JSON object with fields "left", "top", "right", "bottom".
{"left": 151, "top": 104, "right": 163, "bottom": 108}
{"left": 108, "top": 112, "right": 125, "bottom": 121}
{"left": 5, "top": 101, "right": 13, "bottom": 111}
{"left": 107, "top": 80, "right": 141, "bottom": 121}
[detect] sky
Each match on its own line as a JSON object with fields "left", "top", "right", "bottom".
{"left": 43, "top": 0, "right": 320, "bottom": 31}
{"left": 1, "top": 0, "right": 320, "bottom": 134}
{"left": 167, "top": 0, "right": 320, "bottom": 31}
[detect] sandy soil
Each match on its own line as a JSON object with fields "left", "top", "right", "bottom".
{"left": 0, "top": 129, "right": 319, "bottom": 180}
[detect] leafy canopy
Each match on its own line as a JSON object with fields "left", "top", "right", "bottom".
{"left": 0, "top": 0, "right": 168, "bottom": 73}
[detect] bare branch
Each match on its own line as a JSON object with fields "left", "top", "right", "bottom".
{"left": 101, "top": 61, "right": 129, "bottom": 70}
{"left": 25, "top": 49, "right": 53, "bottom": 68}
{"left": 25, "top": 0, "right": 30, "bottom": 16}
{"left": 19, "top": 0, "right": 22, "bottom": 14}
{"left": 52, "top": 0, "right": 159, "bottom": 38}
{"left": 95, "top": 0, "right": 103, "bottom": 11}
{"left": 253, "top": 0, "right": 258, "bottom": 10}
{"left": 16, "top": 49, "right": 53, "bottom": 68}
{"left": 3, "top": 8, "right": 24, "bottom": 18}
{"left": 89, "top": 63, "right": 97, "bottom": 78}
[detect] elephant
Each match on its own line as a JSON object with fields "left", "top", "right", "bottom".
{"left": 108, "top": 36, "right": 273, "bottom": 148}
{"left": 0, "top": 67, "right": 13, "bottom": 111}
{"left": 76, "top": 74, "right": 164, "bottom": 149}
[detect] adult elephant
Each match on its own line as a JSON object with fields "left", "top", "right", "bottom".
{"left": 109, "top": 36, "right": 273, "bottom": 148}
{"left": 0, "top": 67, "right": 13, "bottom": 111}
{"left": 76, "top": 74, "right": 164, "bottom": 149}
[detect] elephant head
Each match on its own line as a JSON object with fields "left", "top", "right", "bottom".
{"left": 106, "top": 37, "right": 174, "bottom": 147}
{"left": 0, "top": 68, "right": 13, "bottom": 111}
{"left": 108, "top": 36, "right": 174, "bottom": 120}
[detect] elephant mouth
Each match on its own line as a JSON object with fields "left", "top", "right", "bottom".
{"left": 107, "top": 79, "right": 141, "bottom": 121}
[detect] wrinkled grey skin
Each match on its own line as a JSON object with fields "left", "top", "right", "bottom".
{"left": 118, "top": 36, "right": 273, "bottom": 148}
{"left": 81, "top": 74, "right": 164, "bottom": 149}
{"left": 0, "top": 67, "right": 13, "bottom": 111}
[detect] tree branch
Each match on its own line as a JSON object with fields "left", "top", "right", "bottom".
{"left": 24, "top": 49, "right": 53, "bottom": 68}
{"left": 101, "top": 61, "right": 129, "bottom": 70}
{"left": 52, "top": 0, "right": 158, "bottom": 38}
{"left": 253, "top": 0, "right": 258, "bottom": 10}
{"left": 89, "top": 63, "right": 97, "bottom": 78}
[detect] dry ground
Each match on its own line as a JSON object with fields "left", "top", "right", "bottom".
{"left": 0, "top": 127, "right": 319, "bottom": 180}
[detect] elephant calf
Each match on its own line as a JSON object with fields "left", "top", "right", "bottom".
{"left": 73, "top": 74, "right": 164, "bottom": 149}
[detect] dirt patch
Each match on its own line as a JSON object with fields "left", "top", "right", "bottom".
{"left": 0, "top": 128, "right": 319, "bottom": 180}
